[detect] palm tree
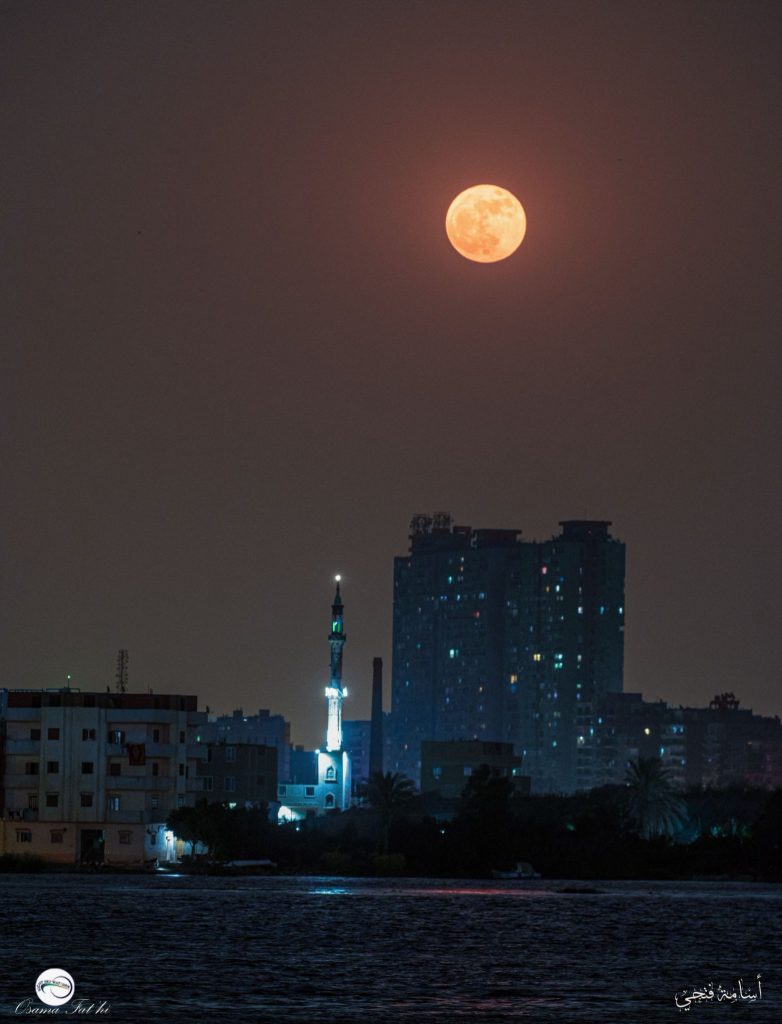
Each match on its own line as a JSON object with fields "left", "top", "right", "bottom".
{"left": 624, "top": 757, "right": 687, "bottom": 839}
{"left": 365, "top": 771, "right": 416, "bottom": 854}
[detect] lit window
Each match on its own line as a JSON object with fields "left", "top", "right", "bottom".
{"left": 108, "top": 795, "right": 121, "bottom": 811}
{"left": 16, "top": 830, "right": 33, "bottom": 843}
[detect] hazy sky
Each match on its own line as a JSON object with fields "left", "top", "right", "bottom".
{"left": 3, "top": 1, "right": 781, "bottom": 748}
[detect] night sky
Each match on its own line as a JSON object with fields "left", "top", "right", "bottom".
{"left": 3, "top": 2, "right": 781, "bottom": 748}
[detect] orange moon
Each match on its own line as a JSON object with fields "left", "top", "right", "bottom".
{"left": 445, "top": 184, "right": 527, "bottom": 263}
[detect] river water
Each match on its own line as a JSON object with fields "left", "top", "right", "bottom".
{"left": 2, "top": 875, "right": 779, "bottom": 1022}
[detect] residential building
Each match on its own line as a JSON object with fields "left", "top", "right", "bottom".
{"left": 420, "top": 739, "right": 526, "bottom": 800}
{"left": 197, "top": 707, "right": 291, "bottom": 785}
{"left": 0, "top": 688, "right": 206, "bottom": 865}
{"left": 575, "top": 691, "right": 782, "bottom": 790}
{"left": 390, "top": 513, "right": 625, "bottom": 792}
{"left": 196, "top": 741, "right": 278, "bottom": 806}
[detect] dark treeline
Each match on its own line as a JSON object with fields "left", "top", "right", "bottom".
{"left": 167, "top": 762, "right": 782, "bottom": 882}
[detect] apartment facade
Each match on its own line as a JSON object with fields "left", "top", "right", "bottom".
{"left": 390, "top": 513, "right": 625, "bottom": 792}
{"left": 196, "top": 741, "right": 278, "bottom": 806}
{"left": 420, "top": 739, "right": 526, "bottom": 800}
{"left": 575, "top": 691, "right": 782, "bottom": 791}
{"left": 0, "top": 689, "right": 207, "bottom": 866}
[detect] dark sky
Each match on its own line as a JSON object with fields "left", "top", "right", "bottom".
{"left": 3, "top": 1, "right": 781, "bottom": 748}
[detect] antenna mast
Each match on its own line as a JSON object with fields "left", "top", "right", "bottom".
{"left": 116, "top": 649, "right": 129, "bottom": 694}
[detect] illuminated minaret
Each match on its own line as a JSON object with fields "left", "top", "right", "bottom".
{"left": 325, "top": 575, "right": 347, "bottom": 752}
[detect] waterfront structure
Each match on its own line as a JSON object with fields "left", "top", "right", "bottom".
{"left": 197, "top": 707, "right": 291, "bottom": 785}
{"left": 0, "top": 688, "right": 206, "bottom": 865}
{"left": 575, "top": 691, "right": 782, "bottom": 790}
{"left": 390, "top": 513, "right": 625, "bottom": 792}
{"left": 420, "top": 739, "right": 526, "bottom": 800}
{"left": 196, "top": 741, "right": 278, "bottom": 807}
{"left": 277, "top": 580, "right": 352, "bottom": 820}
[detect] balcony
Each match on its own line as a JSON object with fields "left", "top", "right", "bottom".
{"left": 3, "top": 808, "right": 39, "bottom": 822}
{"left": 3, "top": 739, "right": 39, "bottom": 755}
{"left": 107, "top": 776, "right": 171, "bottom": 792}
{"left": 107, "top": 709, "right": 178, "bottom": 724}
{"left": 105, "top": 809, "right": 146, "bottom": 824}
{"left": 2, "top": 773, "right": 42, "bottom": 788}
{"left": 145, "top": 743, "right": 174, "bottom": 758}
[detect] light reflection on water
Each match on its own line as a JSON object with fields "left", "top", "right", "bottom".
{"left": 2, "top": 875, "right": 780, "bottom": 1023}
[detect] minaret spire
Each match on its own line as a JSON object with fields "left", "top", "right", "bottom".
{"left": 325, "top": 574, "right": 347, "bottom": 751}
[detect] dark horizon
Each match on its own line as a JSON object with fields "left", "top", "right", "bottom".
{"left": 3, "top": 2, "right": 781, "bottom": 749}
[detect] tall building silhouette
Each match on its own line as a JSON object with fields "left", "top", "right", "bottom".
{"left": 389, "top": 514, "right": 625, "bottom": 792}
{"left": 369, "top": 657, "right": 384, "bottom": 777}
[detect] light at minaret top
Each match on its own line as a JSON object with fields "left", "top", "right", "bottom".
{"left": 325, "top": 575, "right": 347, "bottom": 751}
{"left": 331, "top": 575, "right": 344, "bottom": 639}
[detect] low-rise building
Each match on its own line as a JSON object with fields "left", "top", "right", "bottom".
{"left": 420, "top": 739, "right": 526, "bottom": 799}
{"left": 575, "top": 691, "right": 782, "bottom": 790}
{"left": 196, "top": 741, "right": 278, "bottom": 806}
{"left": 0, "top": 688, "right": 206, "bottom": 866}
{"left": 197, "top": 707, "right": 292, "bottom": 785}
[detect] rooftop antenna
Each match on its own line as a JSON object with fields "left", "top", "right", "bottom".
{"left": 116, "top": 649, "right": 129, "bottom": 694}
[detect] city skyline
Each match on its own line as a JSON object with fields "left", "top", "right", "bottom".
{"left": 3, "top": 3, "right": 781, "bottom": 750}
{"left": 4, "top": 511, "right": 779, "bottom": 755}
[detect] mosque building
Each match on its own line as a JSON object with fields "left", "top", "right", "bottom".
{"left": 277, "top": 578, "right": 352, "bottom": 821}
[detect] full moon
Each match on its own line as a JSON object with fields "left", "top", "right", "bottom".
{"left": 445, "top": 184, "right": 527, "bottom": 263}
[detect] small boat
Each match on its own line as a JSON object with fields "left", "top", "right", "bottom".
{"left": 492, "top": 861, "right": 541, "bottom": 880}
{"left": 222, "top": 859, "right": 278, "bottom": 875}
